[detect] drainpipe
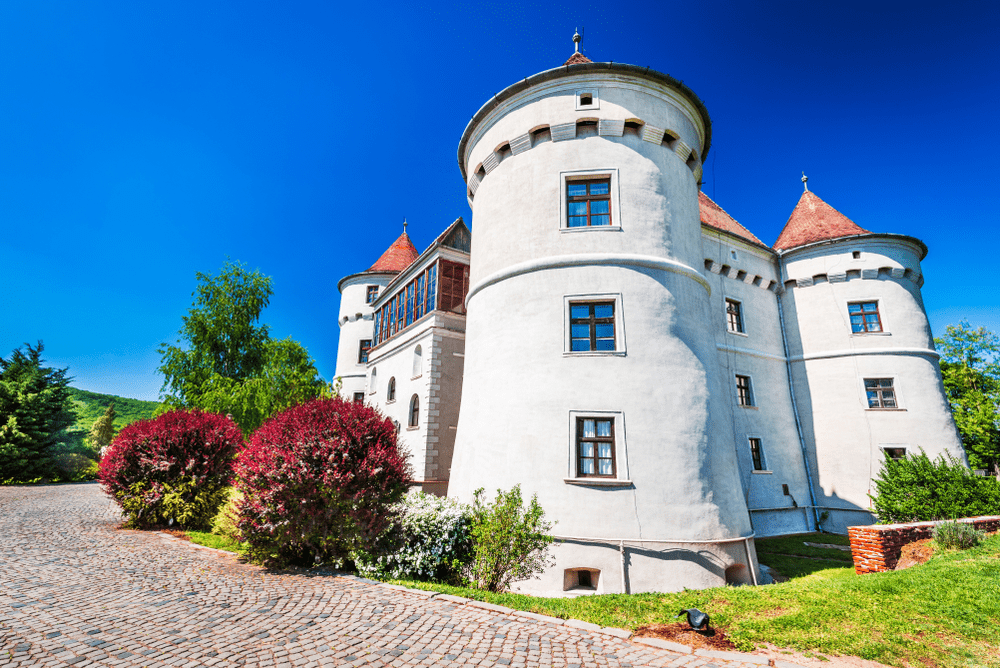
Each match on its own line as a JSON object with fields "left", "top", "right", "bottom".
{"left": 776, "top": 285, "right": 821, "bottom": 532}
{"left": 619, "top": 540, "right": 627, "bottom": 594}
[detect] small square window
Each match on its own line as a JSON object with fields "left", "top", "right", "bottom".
{"left": 570, "top": 301, "right": 616, "bottom": 352}
{"left": 566, "top": 178, "right": 612, "bottom": 228}
{"left": 748, "top": 438, "right": 766, "bottom": 471}
{"left": 726, "top": 299, "right": 744, "bottom": 334}
{"left": 358, "top": 339, "right": 372, "bottom": 364}
{"left": 865, "top": 378, "right": 897, "bottom": 408}
{"left": 365, "top": 285, "right": 379, "bottom": 304}
{"left": 736, "top": 375, "right": 754, "bottom": 407}
{"left": 575, "top": 89, "right": 599, "bottom": 110}
{"left": 849, "top": 301, "right": 882, "bottom": 333}
{"left": 883, "top": 446, "right": 907, "bottom": 461}
{"left": 577, "top": 417, "right": 615, "bottom": 477}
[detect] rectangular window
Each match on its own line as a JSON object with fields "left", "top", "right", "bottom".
{"left": 439, "top": 260, "right": 470, "bottom": 314}
{"left": 865, "top": 378, "right": 897, "bottom": 408}
{"left": 365, "top": 285, "right": 379, "bottom": 304}
{"left": 749, "top": 438, "right": 765, "bottom": 471}
{"left": 577, "top": 417, "right": 615, "bottom": 477}
{"left": 415, "top": 274, "right": 426, "bottom": 320}
{"left": 883, "top": 446, "right": 907, "bottom": 461}
{"left": 736, "top": 375, "right": 754, "bottom": 407}
{"left": 566, "top": 178, "right": 612, "bottom": 227}
{"left": 358, "top": 339, "right": 372, "bottom": 364}
{"left": 570, "top": 301, "right": 616, "bottom": 351}
{"left": 849, "top": 301, "right": 882, "bottom": 333}
{"left": 726, "top": 299, "right": 744, "bottom": 333}
{"left": 352, "top": 392, "right": 365, "bottom": 403}
{"left": 405, "top": 282, "right": 414, "bottom": 326}
{"left": 426, "top": 263, "right": 437, "bottom": 313}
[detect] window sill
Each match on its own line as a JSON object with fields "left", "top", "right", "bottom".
{"left": 751, "top": 470, "right": 773, "bottom": 475}
{"left": 563, "top": 351, "right": 627, "bottom": 357}
{"left": 851, "top": 332, "right": 892, "bottom": 337}
{"left": 739, "top": 405, "right": 758, "bottom": 410}
{"left": 560, "top": 225, "right": 623, "bottom": 234}
{"left": 411, "top": 374, "right": 423, "bottom": 380}
{"left": 406, "top": 425, "right": 420, "bottom": 431}
{"left": 866, "top": 408, "right": 906, "bottom": 412}
{"left": 564, "top": 478, "right": 633, "bottom": 487}
{"left": 386, "top": 399, "right": 396, "bottom": 405}
{"left": 727, "top": 330, "right": 749, "bottom": 338}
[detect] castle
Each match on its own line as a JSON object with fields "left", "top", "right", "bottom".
{"left": 334, "top": 44, "right": 966, "bottom": 594}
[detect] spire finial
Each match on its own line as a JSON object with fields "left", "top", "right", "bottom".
{"left": 801, "top": 172, "right": 809, "bottom": 192}
{"left": 403, "top": 218, "right": 408, "bottom": 233}
{"left": 573, "top": 28, "right": 581, "bottom": 53}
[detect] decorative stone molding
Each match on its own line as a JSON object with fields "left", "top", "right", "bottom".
{"left": 641, "top": 124, "right": 665, "bottom": 144}
{"left": 550, "top": 122, "right": 577, "bottom": 142}
{"left": 674, "top": 139, "right": 692, "bottom": 161}
{"left": 784, "top": 265, "right": 921, "bottom": 290}
{"left": 848, "top": 516, "right": 1000, "bottom": 573}
{"left": 598, "top": 119, "right": 624, "bottom": 137}
{"left": 509, "top": 133, "right": 532, "bottom": 155}
{"left": 482, "top": 152, "right": 500, "bottom": 174}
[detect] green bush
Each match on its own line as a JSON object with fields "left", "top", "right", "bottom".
{"left": 210, "top": 487, "right": 242, "bottom": 541}
{"left": 466, "top": 485, "right": 554, "bottom": 592}
{"left": 119, "top": 478, "right": 230, "bottom": 529}
{"left": 52, "top": 452, "right": 99, "bottom": 481}
{"left": 354, "top": 492, "right": 473, "bottom": 583}
{"left": 933, "top": 521, "right": 985, "bottom": 550}
{"left": 870, "top": 449, "right": 1000, "bottom": 523}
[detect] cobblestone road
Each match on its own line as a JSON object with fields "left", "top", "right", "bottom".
{"left": 1, "top": 484, "right": 791, "bottom": 668}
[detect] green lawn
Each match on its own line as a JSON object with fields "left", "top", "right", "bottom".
{"left": 184, "top": 530, "right": 1000, "bottom": 668}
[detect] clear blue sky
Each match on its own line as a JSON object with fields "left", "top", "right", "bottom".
{"left": 3, "top": 1, "right": 998, "bottom": 401}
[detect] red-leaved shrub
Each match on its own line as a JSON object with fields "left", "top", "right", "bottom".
{"left": 235, "top": 397, "right": 410, "bottom": 567}
{"left": 99, "top": 410, "right": 242, "bottom": 528}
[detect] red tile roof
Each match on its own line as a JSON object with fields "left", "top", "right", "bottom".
{"left": 367, "top": 231, "right": 419, "bottom": 273}
{"left": 563, "top": 52, "right": 592, "bottom": 66}
{"left": 698, "top": 191, "right": 767, "bottom": 247}
{"left": 774, "top": 190, "right": 871, "bottom": 251}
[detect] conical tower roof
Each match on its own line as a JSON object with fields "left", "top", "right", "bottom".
{"left": 699, "top": 191, "right": 766, "bottom": 247}
{"left": 774, "top": 190, "right": 870, "bottom": 251}
{"left": 367, "top": 230, "right": 419, "bottom": 273}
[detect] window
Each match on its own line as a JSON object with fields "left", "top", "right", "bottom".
{"left": 865, "top": 378, "right": 897, "bottom": 408}
{"left": 575, "top": 89, "right": 598, "bottom": 110}
{"left": 352, "top": 392, "right": 364, "bottom": 403}
{"left": 577, "top": 417, "right": 615, "bottom": 477}
{"left": 566, "top": 178, "right": 611, "bottom": 227}
{"left": 369, "top": 367, "right": 377, "bottom": 394}
{"left": 736, "top": 375, "right": 754, "bottom": 407}
{"left": 372, "top": 262, "right": 449, "bottom": 347}
{"left": 726, "top": 299, "right": 744, "bottom": 333}
{"left": 387, "top": 377, "right": 396, "bottom": 402}
{"left": 570, "top": 302, "right": 615, "bottom": 351}
{"left": 365, "top": 285, "right": 379, "bottom": 304}
{"left": 849, "top": 301, "right": 882, "bottom": 333}
{"left": 748, "top": 438, "right": 766, "bottom": 471}
{"left": 408, "top": 394, "right": 419, "bottom": 428}
{"left": 412, "top": 345, "right": 423, "bottom": 378}
{"left": 883, "top": 446, "right": 907, "bottom": 461}
{"left": 358, "top": 339, "right": 372, "bottom": 364}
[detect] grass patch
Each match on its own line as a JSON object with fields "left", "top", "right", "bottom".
{"left": 184, "top": 530, "right": 1000, "bottom": 668}
{"left": 185, "top": 530, "right": 247, "bottom": 556}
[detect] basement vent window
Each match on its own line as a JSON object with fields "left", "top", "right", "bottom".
{"left": 853, "top": 251, "right": 862, "bottom": 259}
{"left": 563, "top": 568, "right": 600, "bottom": 591}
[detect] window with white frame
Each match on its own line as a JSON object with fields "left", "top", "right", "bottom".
{"left": 748, "top": 437, "right": 766, "bottom": 471}
{"left": 560, "top": 169, "right": 620, "bottom": 231}
{"left": 726, "top": 299, "right": 744, "bottom": 334}
{"left": 412, "top": 345, "right": 423, "bottom": 378}
{"left": 567, "top": 411, "right": 628, "bottom": 482}
{"left": 564, "top": 294, "right": 626, "bottom": 354}
{"left": 882, "top": 446, "right": 907, "bottom": 462}
{"left": 408, "top": 394, "right": 420, "bottom": 428}
{"left": 736, "top": 374, "right": 754, "bottom": 407}
{"left": 865, "top": 378, "right": 897, "bottom": 408}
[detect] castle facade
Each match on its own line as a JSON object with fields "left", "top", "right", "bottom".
{"left": 334, "top": 51, "right": 965, "bottom": 594}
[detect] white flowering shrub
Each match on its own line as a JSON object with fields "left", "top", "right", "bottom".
{"left": 354, "top": 491, "right": 473, "bottom": 582}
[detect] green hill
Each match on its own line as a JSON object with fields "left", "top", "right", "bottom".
{"left": 67, "top": 387, "right": 161, "bottom": 433}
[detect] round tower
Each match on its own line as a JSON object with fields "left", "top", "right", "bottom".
{"left": 775, "top": 186, "right": 966, "bottom": 533}
{"left": 449, "top": 52, "right": 758, "bottom": 594}
{"left": 334, "top": 229, "right": 419, "bottom": 401}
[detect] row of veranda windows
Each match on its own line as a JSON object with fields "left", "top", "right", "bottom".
{"left": 372, "top": 260, "right": 470, "bottom": 347}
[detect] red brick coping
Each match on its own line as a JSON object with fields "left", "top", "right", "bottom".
{"left": 847, "top": 516, "right": 1000, "bottom": 573}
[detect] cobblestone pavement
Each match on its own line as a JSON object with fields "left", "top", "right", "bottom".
{"left": 1, "top": 484, "right": 788, "bottom": 668}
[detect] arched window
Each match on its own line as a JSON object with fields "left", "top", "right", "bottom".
{"left": 369, "top": 367, "right": 377, "bottom": 394}
{"left": 408, "top": 394, "right": 419, "bottom": 428}
{"left": 412, "top": 345, "right": 423, "bottom": 378}
{"left": 387, "top": 377, "right": 396, "bottom": 402}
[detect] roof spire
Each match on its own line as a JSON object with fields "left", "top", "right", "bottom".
{"left": 403, "top": 217, "right": 408, "bottom": 233}
{"left": 801, "top": 172, "right": 809, "bottom": 192}
{"left": 573, "top": 28, "right": 581, "bottom": 53}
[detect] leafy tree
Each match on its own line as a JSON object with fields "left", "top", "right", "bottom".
{"left": 88, "top": 402, "right": 116, "bottom": 452}
{"left": 158, "top": 260, "right": 329, "bottom": 432}
{"left": 0, "top": 341, "right": 77, "bottom": 481}
{"left": 935, "top": 321, "right": 1000, "bottom": 473}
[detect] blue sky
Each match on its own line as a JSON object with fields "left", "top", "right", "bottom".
{"left": 2, "top": 1, "right": 998, "bottom": 401}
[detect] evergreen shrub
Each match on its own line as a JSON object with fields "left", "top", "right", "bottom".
{"left": 870, "top": 449, "right": 1000, "bottom": 523}
{"left": 235, "top": 398, "right": 409, "bottom": 568}
{"left": 98, "top": 410, "right": 241, "bottom": 528}
{"left": 932, "top": 520, "right": 985, "bottom": 550}
{"left": 354, "top": 492, "right": 473, "bottom": 583}
{"left": 466, "top": 485, "right": 554, "bottom": 592}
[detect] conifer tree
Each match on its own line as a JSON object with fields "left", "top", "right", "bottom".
{"left": 0, "top": 342, "right": 76, "bottom": 481}
{"left": 89, "top": 402, "right": 117, "bottom": 453}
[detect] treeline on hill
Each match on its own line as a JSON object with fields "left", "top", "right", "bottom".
{"left": 67, "top": 388, "right": 159, "bottom": 432}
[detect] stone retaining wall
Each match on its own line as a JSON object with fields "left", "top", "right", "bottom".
{"left": 848, "top": 516, "right": 1000, "bottom": 573}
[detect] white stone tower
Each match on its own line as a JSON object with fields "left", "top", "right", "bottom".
{"left": 334, "top": 229, "right": 419, "bottom": 401}
{"left": 775, "top": 183, "right": 966, "bottom": 533}
{"left": 448, "top": 48, "right": 760, "bottom": 594}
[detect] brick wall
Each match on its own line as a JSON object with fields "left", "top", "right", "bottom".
{"left": 848, "top": 516, "right": 1000, "bottom": 573}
